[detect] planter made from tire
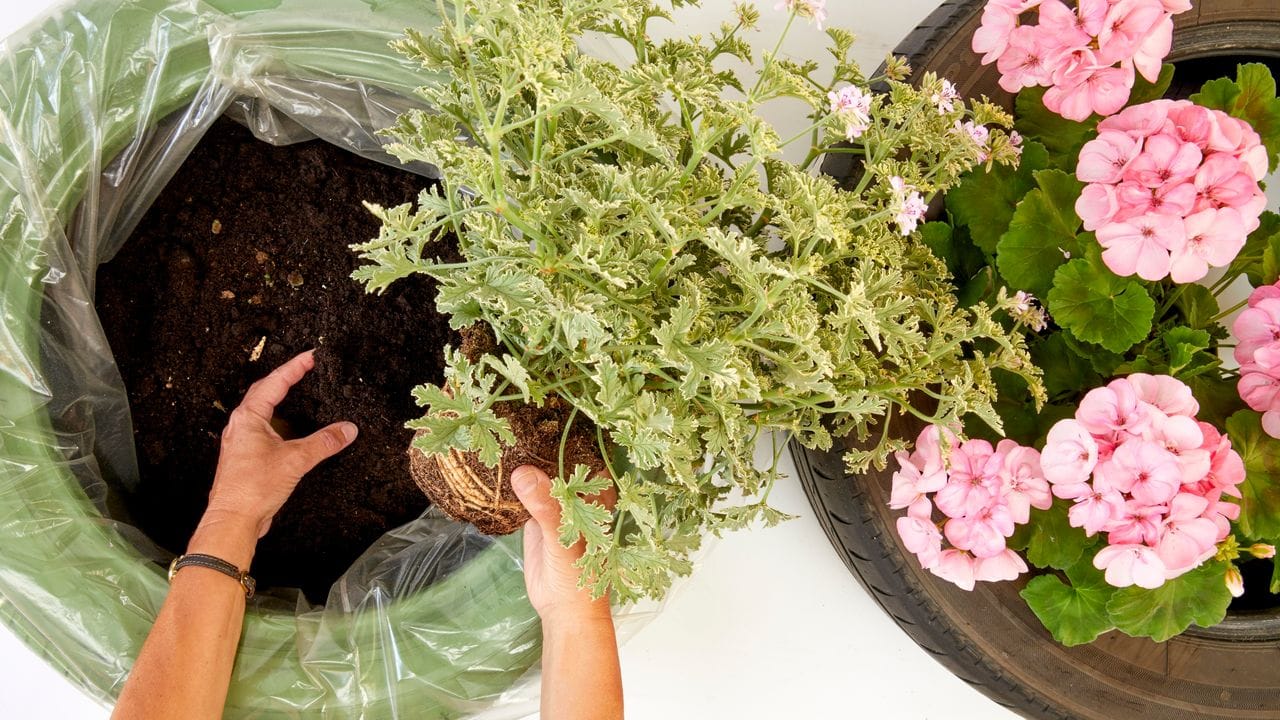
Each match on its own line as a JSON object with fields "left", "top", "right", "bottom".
{"left": 797, "top": 1, "right": 1280, "bottom": 718}
{"left": 0, "top": 2, "right": 544, "bottom": 717}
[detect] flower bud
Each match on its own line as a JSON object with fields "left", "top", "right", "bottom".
{"left": 1225, "top": 566, "right": 1245, "bottom": 598}
{"left": 1249, "top": 543, "right": 1276, "bottom": 559}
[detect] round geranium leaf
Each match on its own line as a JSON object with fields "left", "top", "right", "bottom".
{"left": 1046, "top": 257, "right": 1155, "bottom": 354}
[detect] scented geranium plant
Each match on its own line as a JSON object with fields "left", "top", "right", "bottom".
{"left": 351, "top": 0, "right": 1038, "bottom": 602}
{"left": 886, "top": 4, "right": 1280, "bottom": 645}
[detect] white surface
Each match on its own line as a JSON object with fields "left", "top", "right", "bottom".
{"left": 0, "top": 2, "right": 1016, "bottom": 719}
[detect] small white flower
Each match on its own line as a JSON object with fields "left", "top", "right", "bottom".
{"left": 774, "top": 0, "right": 828, "bottom": 29}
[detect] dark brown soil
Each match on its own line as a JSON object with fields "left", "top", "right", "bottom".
{"left": 408, "top": 397, "right": 605, "bottom": 535}
{"left": 96, "top": 117, "right": 457, "bottom": 603}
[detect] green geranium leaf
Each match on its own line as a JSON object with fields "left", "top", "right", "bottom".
{"left": 1238, "top": 211, "right": 1280, "bottom": 287}
{"left": 1061, "top": 328, "right": 1127, "bottom": 377}
{"left": 920, "top": 221, "right": 986, "bottom": 284}
{"left": 1160, "top": 326, "right": 1211, "bottom": 376}
{"left": 1186, "top": 375, "right": 1247, "bottom": 430}
{"left": 1126, "top": 64, "right": 1175, "bottom": 106}
{"left": 1047, "top": 257, "right": 1155, "bottom": 354}
{"left": 1262, "top": 232, "right": 1280, "bottom": 286}
{"left": 1191, "top": 63, "right": 1280, "bottom": 173}
{"left": 1015, "top": 88, "right": 1098, "bottom": 169}
{"left": 996, "top": 169, "right": 1085, "bottom": 296}
{"left": 1226, "top": 410, "right": 1280, "bottom": 540}
{"left": 1232, "top": 63, "right": 1280, "bottom": 173}
{"left": 1191, "top": 77, "right": 1242, "bottom": 114}
{"left": 947, "top": 141, "right": 1050, "bottom": 254}
{"left": 1021, "top": 560, "right": 1117, "bottom": 646}
{"left": 979, "top": 368, "right": 1040, "bottom": 443}
{"left": 1272, "top": 558, "right": 1280, "bottom": 595}
{"left": 1034, "top": 333, "right": 1101, "bottom": 400}
{"left": 1025, "top": 499, "right": 1092, "bottom": 570}
{"left": 1174, "top": 283, "right": 1220, "bottom": 330}
{"left": 1107, "top": 561, "right": 1233, "bottom": 643}
{"left": 957, "top": 266, "right": 997, "bottom": 308}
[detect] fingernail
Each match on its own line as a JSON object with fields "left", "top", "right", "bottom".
{"left": 340, "top": 422, "right": 358, "bottom": 442}
{"left": 511, "top": 465, "right": 540, "bottom": 494}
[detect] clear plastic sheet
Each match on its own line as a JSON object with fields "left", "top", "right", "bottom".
{"left": 0, "top": 0, "right": 659, "bottom": 717}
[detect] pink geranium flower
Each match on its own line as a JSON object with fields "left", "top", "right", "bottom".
{"left": 1077, "top": 379, "right": 1152, "bottom": 438}
{"left": 1095, "top": 440, "right": 1180, "bottom": 506}
{"left": 1077, "top": 130, "right": 1140, "bottom": 184}
{"left": 1096, "top": 211, "right": 1184, "bottom": 281}
{"left": 1069, "top": 483, "right": 1128, "bottom": 535}
{"left": 996, "top": 441, "right": 1053, "bottom": 524}
{"left": 890, "top": 451, "right": 944, "bottom": 518}
{"left": 933, "top": 549, "right": 977, "bottom": 591}
{"left": 997, "top": 25, "right": 1058, "bottom": 93}
{"left": 1077, "top": 183, "right": 1121, "bottom": 230}
{"left": 1093, "top": 543, "right": 1167, "bottom": 589}
{"left": 1102, "top": 99, "right": 1173, "bottom": 138}
{"left": 1045, "top": 375, "right": 1242, "bottom": 589}
{"left": 1151, "top": 414, "right": 1211, "bottom": 481}
{"left": 774, "top": 0, "right": 827, "bottom": 29}
{"left": 1127, "top": 372, "right": 1199, "bottom": 417}
{"left": 1169, "top": 207, "right": 1246, "bottom": 283}
{"left": 1232, "top": 295, "right": 1280, "bottom": 365}
{"left": 974, "top": 549, "right": 1029, "bottom": 583}
{"left": 1107, "top": 500, "right": 1165, "bottom": 546}
{"left": 976, "top": 0, "right": 1188, "bottom": 120}
{"left": 1194, "top": 154, "right": 1260, "bottom": 210}
{"left": 1156, "top": 493, "right": 1220, "bottom": 575}
{"left": 828, "top": 85, "right": 872, "bottom": 141}
{"left": 1126, "top": 134, "right": 1202, "bottom": 188}
{"left": 1041, "top": 419, "right": 1099, "bottom": 490}
{"left": 898, "top": 515, "right": 944, "bottom": 569}
{"left": 1044, "top": 62, "right": 1134, "bottom": 121}
{"left": 1078, "top": 99, "right": 1263, "bottom": 281}
{"left": 891, "top": 425, "right": 1044, "bottom": 591}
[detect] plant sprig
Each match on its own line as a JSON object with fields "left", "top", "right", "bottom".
{"left": 353, "top": 0, "right": 1039, "bottom": 602}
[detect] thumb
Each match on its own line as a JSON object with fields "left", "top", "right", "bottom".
{"left": 511, "top": 465, "right": 562, "bottom": 535}
{"left": 288, "top": 421, "right": 358, "bottom": 475}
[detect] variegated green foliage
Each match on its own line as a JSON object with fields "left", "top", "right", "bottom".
{"left": 353, "top": 0, "right": 1042, "bottom": 601}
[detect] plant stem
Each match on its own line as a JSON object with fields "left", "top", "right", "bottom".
{"left": 558, "top": 404, "right": 580, "bottom": 481}
{"left": 1156, "top": 284, "right": 1187, "bottom": 318}
{"left": 1210, "top": 297, "right": 1249, "bottom": 324}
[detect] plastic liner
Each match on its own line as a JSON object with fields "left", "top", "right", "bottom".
{"left": 0, "top": 0, "right": 665, "bottom": 717}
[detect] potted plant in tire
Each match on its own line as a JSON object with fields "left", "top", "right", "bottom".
{"left": 792, "top": 1, "right": 1280, "bottom": 718}
{"left": 350, "top": 0, "right": 1041, "bottom": 601}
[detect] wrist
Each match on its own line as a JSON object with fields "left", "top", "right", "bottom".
{"left": 538, "top": 596, "right": 614, "bottom": 630}
{"left": 188, "top": 509, "right": 260, "bottom": 570}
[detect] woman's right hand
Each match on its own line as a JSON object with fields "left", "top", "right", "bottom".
{"left": 510, "top": 465, "right": 613, "bottom": 624}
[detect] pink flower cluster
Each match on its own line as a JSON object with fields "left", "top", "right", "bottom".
{"left": 1233, "top": 282, "right": 1280, "bottom": 439}
{"left": 828, "top": 85, "right": 873, "bottom": 141}
{"left": 1040, "top": 374, "right": 1244, "bottom": 589}
{"left": 973, "top": 0, "right": 1191, "bottom": 121}
{"left": 1075, "top": 100, "right": 1268, "bottom": 282}
{"left": 892, "top": 425, "right": 1052, "bottom": 590}
{"left": 889, "top": 176, "right": 928, "bottom": 236}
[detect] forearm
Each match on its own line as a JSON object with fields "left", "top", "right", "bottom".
{"left": 540, "top": 606, "right": 623, "bottom": 720}
{"left": 112, "top": 514, "right": 257, "bottom": 720}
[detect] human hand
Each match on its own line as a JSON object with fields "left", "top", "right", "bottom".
{"left": 203, "top": 350, "right": 358, "bottom": 540}
{"left": 510, "top": 465, "right": 614, "bottom": 625}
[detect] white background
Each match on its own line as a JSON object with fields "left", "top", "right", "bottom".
{"left": 0, "top": 1, "right": 1019, "bottom": 718}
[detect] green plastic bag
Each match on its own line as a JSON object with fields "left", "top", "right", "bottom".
{"left": 0, "top": 1, "right": 547, "bottom": 716}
